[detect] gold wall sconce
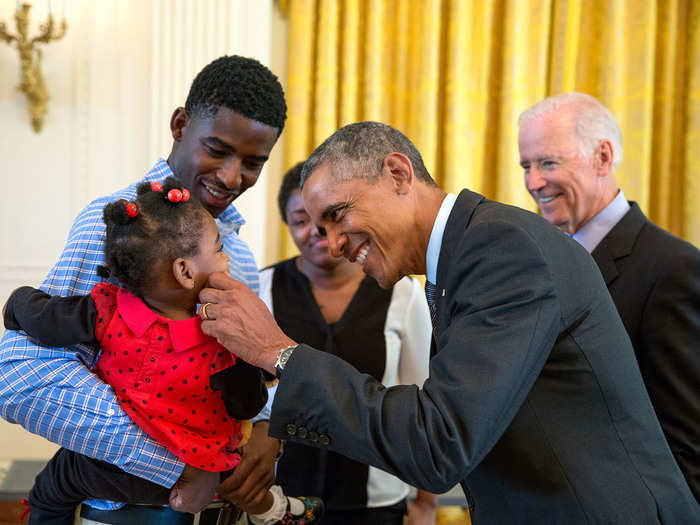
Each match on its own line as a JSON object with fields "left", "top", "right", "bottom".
{"left": 0, "top": 2, "right": 67, "bottom": 133}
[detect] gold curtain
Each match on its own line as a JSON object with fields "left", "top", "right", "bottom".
{"left": 271, "top": 0, "right": 700, "bottom": 262}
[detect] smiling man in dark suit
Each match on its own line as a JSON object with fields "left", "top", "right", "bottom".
{"left": 519, "top": 92, "right": 700, "bottom": 502}
{"left": 198, "top": 121, "right": 699, "bottom": 523}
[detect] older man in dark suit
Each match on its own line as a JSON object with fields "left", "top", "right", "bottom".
{"left": 519, "top": 92, "right": 700, "bottom": 501}
{"left": 197, "top": 121, "right": 698, "bottom": 523}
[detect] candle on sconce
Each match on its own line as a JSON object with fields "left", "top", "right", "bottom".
{"left": 16, "top": 0, "right": 20, "bottom": 12}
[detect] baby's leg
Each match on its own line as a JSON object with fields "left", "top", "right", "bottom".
{"left": 28, "top": 447, "right": 169, "bottom": 525}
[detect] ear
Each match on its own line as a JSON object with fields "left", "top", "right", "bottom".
{"left": 170, "top": 107, "right": 189, "bottom": 142}
{"left": 172, "top": 257, "right": 197, "bottom": 290}
{"left": 382, "top": 152, "right": 414, "bottom": 195}
{"left": 594, "top": 139, "right": 614, "bottom": 176}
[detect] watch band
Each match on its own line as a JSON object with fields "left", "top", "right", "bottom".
{"left": 274, "top": 344, "right": 297, "bottom": 378}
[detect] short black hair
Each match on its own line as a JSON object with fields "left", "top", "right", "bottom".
{"left": 185, "top": 55, "right": 287, "bottom": 133}
{"left": 300, "top": 121, "right": 436, "bottom": 187}
{"left": 101, "top": 177, "right": 205, "bottom": 297}
{"left": 277, "top": 162, "right": 305, "bottom": 223}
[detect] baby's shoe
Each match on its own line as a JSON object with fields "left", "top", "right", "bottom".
{"left": 277, "top": 496, "right": 324, "bottom": 524}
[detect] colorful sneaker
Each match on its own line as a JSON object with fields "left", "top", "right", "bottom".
{"left": 278, "top": 496, "right": 324, "bottom": 524}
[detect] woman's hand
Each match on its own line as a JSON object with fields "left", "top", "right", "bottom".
{"left": 199, "top": 272, "right": 295, "bottom": 375}
{"left": 406, "top": 490, "right": 438, "bottom": 525}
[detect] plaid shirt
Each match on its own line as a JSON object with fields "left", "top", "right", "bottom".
{"left": 0, "top": 159, "right": 262, "bottom": 507}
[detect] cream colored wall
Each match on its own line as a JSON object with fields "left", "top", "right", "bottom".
{"left": 0, "top": 0, "right": 282, "bottom": 461}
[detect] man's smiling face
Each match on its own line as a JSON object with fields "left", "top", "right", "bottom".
{"left": 518, "top": 111, "right": 601, "bottom": 234}
{"left": 168, "top": 106, "right": 279, "bottom": 218}
{"left": 300, "top": 162, "right": 416, "bottom": 289}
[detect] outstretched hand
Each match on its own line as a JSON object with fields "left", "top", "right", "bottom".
{"left": 199, "top": 272, "right": 295, "bottom": 374}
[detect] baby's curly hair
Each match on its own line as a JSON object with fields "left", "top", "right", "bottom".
{"left": 101, "top": 177, "right": 205, "bottom": 297}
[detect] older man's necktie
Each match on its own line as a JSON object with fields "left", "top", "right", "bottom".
{"left": 425, "top": 280, "right": 439, "bottom": 340}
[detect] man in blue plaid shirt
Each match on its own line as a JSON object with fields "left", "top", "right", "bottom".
{"left": 0, "top": 55, "right": 287, "bottom": 521}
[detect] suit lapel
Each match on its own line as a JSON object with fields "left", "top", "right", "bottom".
{"left": 433, "top": 190, "right": 484, "bottom": 339}
{"left": 591, "top": 202, "right": 646, "bottom": 286}
{"left": 591, "top": 240, "right": 619, "bottom": 285}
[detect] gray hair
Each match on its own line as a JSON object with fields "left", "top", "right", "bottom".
{"left": 518, "top": 92, "right": 623, "bottom": 170}
{"left": 300, "top": 121, "right": 437, "bottom": 188}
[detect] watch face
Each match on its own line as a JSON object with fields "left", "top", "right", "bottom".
{"left": 280, "top": 347, "right": 293, "bottom": 366}
{"left": 275, "top": 346, "right": 295, "bottom": 378}
{"left": 277, "top": 346, "right": 294, "bottom": 370}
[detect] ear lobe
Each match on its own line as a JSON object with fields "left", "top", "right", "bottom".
{"left": 172, "top": 258, "right": 196, "bottom": 290}
{"left": 170, "top": 107, "right": 189, "bottom": 141}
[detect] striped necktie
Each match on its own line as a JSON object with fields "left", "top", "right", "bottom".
{"left": 425, "top": 280, "right": 439, "bottom": 339}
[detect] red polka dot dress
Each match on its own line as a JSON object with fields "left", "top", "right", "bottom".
{"left": 91, "top": 282, "right": 244, "bottom": 472}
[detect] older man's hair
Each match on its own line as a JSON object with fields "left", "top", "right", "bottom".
{"left": 518, "top": 92, "right": 623, "bottom": 170}
{"left": 300, "top": 121, "right": 437, "bottom": 188}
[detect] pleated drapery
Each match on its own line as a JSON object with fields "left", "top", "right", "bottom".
{"left": 272, "top": 0, "right": 700, "bottom": 262}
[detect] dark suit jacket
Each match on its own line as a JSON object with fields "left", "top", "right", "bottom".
{"left": 270, "top": 190, "right": 699, "bottom": 524}
{"left": 591, "top": 202, "right": 700, "bottom": 501}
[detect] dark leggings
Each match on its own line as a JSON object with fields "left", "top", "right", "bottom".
{"left": 27, "top": 447, "right": 170, "bottom": 525}
{"left": 318, "top": 499, "right": 407, "bottom": 525}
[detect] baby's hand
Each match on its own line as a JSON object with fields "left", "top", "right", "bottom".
{"left": 169, "top": 464, "right": 219, "bottom": 513}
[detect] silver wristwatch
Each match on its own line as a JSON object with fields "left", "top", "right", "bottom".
{"left": 274, "top": 345, "right": 297, "bottom": 378}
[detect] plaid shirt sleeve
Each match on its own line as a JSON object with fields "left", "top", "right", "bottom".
{"left": 0, "top": 185, "right": 184, "bottom": 491}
